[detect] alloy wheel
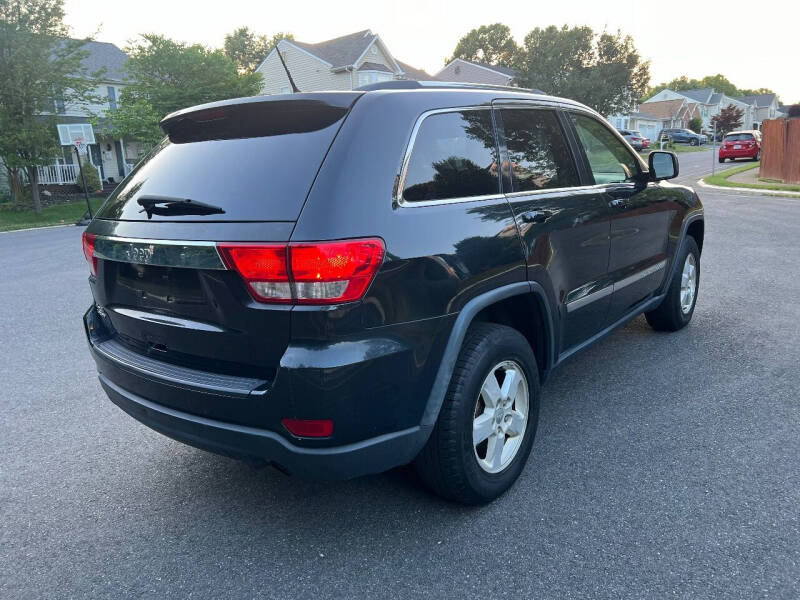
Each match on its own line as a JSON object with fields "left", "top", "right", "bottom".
{"left": 680, "top": 253, "right": 697, "bottom": 314}
{"left": 472, "top": 360, "right": 529, "bottom": 474}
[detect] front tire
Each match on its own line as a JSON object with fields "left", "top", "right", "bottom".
{"left": 415, "top": 323, "right": 540, "bottom": 504}
{"left": 645, "top": 236, "right": 700, "bottom": 331}
{"left": 690, "top": 138, "right": 699, "bottom": 146}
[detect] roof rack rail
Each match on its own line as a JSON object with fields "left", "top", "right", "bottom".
{"left": 356, "top": 80, "right": 546, "bottom": 95}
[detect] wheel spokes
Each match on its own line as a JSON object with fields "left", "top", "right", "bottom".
{"left": 485, "top": 433, "right": 505, "bottom": 471}
{"left": 500, "top": 368, "right": 521, "bottom": 404}
{"left": 506, "top": 410, "right": 526, "bottom": 437}
{"left": 481, "top": 374, "right": 501, "bottom": 408}
{"left": 473, "top": 412, "right": 494, "bottom": 445}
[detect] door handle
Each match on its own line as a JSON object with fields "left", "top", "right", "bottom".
{"left": 519, "top": 210, "right": 553, "bottom": 224}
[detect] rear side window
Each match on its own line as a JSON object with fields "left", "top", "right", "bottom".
{"left": 500, "top": 108, "right": 579, "bottom": 192}
{"left": 95, "top": 98, "right": 353, "bottom": 222}
{"left": 402, "top": 110, "right": 499, "bottom": 202}
{"left": 570, "top": 113, "right": 640, "bottom": 185}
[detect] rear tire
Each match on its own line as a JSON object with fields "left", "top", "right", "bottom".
{"left": 690, "top": 138, "right": 699, "bottom": 146}
{"left": 718, "top": 157, "right": 725, "bottom": 163}
{"left": 645, "top": 236, "right": 700, "bottom": 332}
{"left": 754, "top": 149, "right": 761, "bottom": 161}
{"left": 415, "top": 323, "right": 540, "bottom": 504}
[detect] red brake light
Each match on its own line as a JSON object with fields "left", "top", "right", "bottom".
{"left": 282, "top": 418, "right": 334, "bottom": 438}
{"left": 82, "top": 231, "right": 97, "bottom": 276}
{"left": 218, "top": 238, "right": 384, "bottom": 305}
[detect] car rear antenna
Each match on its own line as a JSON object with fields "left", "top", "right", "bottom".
{"left": 276, "top": 46, "right": 300, "bottom": 93}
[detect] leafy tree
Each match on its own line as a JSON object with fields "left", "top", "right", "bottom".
{"left": 224, "top": 27, "right": 293, "bottom": 73}
{"left": 100, "top": 34, "right": 262, "bottom": 155}
{"left": 711, "top": 104, "right": 744, "bottom": 134}
{"left": 646, "top": 74, "right": 777, "bottom": 101}
{"left": 447, "top": 23, "right": 518, "bottom": 66}
{"left": 0, "top": 0, "right": 97, "bottom": 212}
{"left": 515, "top": 25, "right": 650, "bottom": 116}
{"left": 688, "top": 117, "right": 703, "bottom": 134}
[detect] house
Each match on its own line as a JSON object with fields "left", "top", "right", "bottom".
{"left": 256, "top": 30, "right": 430, "bottom": 94}
{"left": 5, "top": 40, "right": 141, "bottom": 191}
{"left": 733, "top": 93, "right": 781, "bottom": 129}
{"left": 433, "top": 58, "right": 517, "bottom": 86}
{"left": 607, "top": 109, "right": 662, "bottom": 142}
{"left": 636, "top": 98, "right": 701, "bottom": 134}
{"left": 644, "top": 87, "right": 753, "bottom": 134}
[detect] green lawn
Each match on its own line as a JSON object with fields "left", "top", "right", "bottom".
{"left": 703, "top": 163, "right": 800, "bottom": 193}
{"left": 0, "top": 197, "right": 106, "bottom": 232}
{"left": 640, "top": 144, "right": 708, "bottom": 157}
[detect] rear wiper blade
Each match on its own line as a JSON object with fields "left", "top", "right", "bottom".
{"left": 137, "top": 195, "right": 225, "bottom": 219}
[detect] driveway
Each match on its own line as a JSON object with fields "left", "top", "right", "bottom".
{"left": 1, "top": 158, "right": 798, "bottom": 598}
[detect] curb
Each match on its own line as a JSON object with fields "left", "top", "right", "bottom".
{"left": 0, "top": 223, "right": 77, "bottom": 235}
{"left": 696, "top": 179, "right": 800, "bottom": 198}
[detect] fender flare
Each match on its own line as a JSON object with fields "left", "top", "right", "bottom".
{"left": 660, "top": 211, "right": 704, "bottom": 296}
{"left": 419, "top": 281, "right": 555, "bottom": 427}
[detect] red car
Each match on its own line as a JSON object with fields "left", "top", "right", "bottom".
{"left": 719, "top": 130, "right": 761, "bottom": 163}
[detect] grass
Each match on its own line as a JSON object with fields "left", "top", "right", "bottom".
{"left": 0, "top": 197, "right": 106, "bottom": 232}
{"left": 640, "top": 143, "right": 708, "bottom": 156}
{"left": 703, "top": 163, "right": 800, "bottom": 193}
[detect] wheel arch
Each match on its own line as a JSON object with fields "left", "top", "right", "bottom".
{"left": 420, "top": 282, "right": 555, "bottom": 427}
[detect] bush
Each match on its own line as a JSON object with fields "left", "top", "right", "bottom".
{"left": 74, "top": 162, "right": 102, "bottom": 192}
{"left": 689, "top": 117, "right": 703, "bottom": 134}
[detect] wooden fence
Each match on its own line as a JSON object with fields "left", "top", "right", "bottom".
{"left": 760, "top": 118, "right": 800, "bottom": 183}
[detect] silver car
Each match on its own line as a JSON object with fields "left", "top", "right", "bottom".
{"left": 617, "top": 128, "right": 645, "bottom": 150}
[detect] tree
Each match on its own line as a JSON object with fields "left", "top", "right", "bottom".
{"left": 646, "top": 74, "right": 777, "bottom": 101}
{"left": 447, "top": 23, "right": 518, "bottom": 66}
{"left": 101, "top": 34, "right": 263, "bottom": 155}
{"left": 515, "top": 25, "right": 650, "bottom": 116}
{"left": 0, "top": 0, "right": 97, "bottom": 212}
{"left": 688, "top": 117, "right": 703, "bottom": 134}
{"left": 711, "top": 104, "right": 744, "bottom": 135}
{"left": 224, "top": 27, "right": 293, "bottom": 73}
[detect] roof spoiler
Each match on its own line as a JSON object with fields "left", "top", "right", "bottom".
{"left": 160, "top": 93, "right": 362, "bottom": 143}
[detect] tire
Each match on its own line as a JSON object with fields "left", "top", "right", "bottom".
{"left": 415, "top": 322, "right": 540, "bottom": 504}
{"left": 754, "top": 150, "right": 761, "bottom": 161}
{"left": 690, "top": 138, "right": 699, "bottom": 146}
{"left": 718, "top": 157, "right": 725, "bottom": 163}
{"left": 645, "top": 236, "right": 700, "bottom": 332}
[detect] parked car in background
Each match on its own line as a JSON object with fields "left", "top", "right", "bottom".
{"left": 617, "top": 128, "right": 645, "bottom": 150}
{"left": 658, "top": 128, "right": 708, "bottom": 146}
{"left": 641, "top": 135, "right": 651, "bottom": 149}
{"left": 718, "top": 130, "right": 761, "bottom": 162}
{"left": 81, "top": 82, "right": 705, "bottom": 504}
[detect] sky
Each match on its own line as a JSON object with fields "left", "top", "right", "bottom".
{"left": 65, "top": 0, "right": 798, "bottom": 103}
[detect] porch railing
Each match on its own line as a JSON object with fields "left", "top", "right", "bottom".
{"left": 35, "top": 163, "right": 102, "bottom": 186}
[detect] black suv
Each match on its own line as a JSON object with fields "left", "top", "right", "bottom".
{"left": 82, "top": 82, "right": 704, "bottom": 504}
{"left": 658, "top": 128, "right": 707, "bottom": 146}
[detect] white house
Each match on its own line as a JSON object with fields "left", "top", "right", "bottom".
{"left": 644, "top": 88, "right": 754, "bottom": 134}
{"left": 433, "top": 58, "right": 517, "bottom": 86}
{"left": 256, "top": 30, "right": 430, "bottom": 94}
{"left": 607, "top": 109, "right": 662, "bottom": 142}
{"left": 34, "top": 40, "right": 141, "bottom": 187}
{"left": 733, "top": 93, "right": 782, "bottom": 129}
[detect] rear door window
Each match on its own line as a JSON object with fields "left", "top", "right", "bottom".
{"left": 570, "top": 113, "right": 640, "bottom": 185}
{"left": 499, "top": 108, "right": 579, "bottom": 193}
{"left": 96, "top": 97, "right": 356, "bottom": 222}
{"left": 402, "top": 110, "right": 499, "bottom": 202}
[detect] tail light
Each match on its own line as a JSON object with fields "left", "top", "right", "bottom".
{"left": 218, "top": 238, "right": 385, "bottom": 305}
{"left": 82, "top": 231, "right": 97, "bottom": 276}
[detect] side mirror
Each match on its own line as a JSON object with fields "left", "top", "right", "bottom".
{"left": 649, "top": 151, "right": 679, "bottom": 181}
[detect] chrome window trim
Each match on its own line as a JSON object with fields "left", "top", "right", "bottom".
{"left": 566, "top": 260, "right": 667, "bottom": 313}
{"left": 92, "top": 235, "right": 226, "bottom": 270}
{"left": 394, "top": 106, "right": 500, "bottom": 208}
{"left": 504, "top": 183, "right": 608, "bottom": 199}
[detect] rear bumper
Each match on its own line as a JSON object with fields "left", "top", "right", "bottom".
{"left": 719, "top": 148, "right": 758, "bottom": 159}
{"left": 85, "top": 305, "right": 445, "bottom": 479}
{"left": 98, "top": 372, "right": 430, "bottom": 479}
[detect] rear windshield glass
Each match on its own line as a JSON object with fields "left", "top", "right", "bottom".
{"left": 96, "top": 99, "right": 352, "bottom": 222}
{"left": 724, "top": 133, "right": 755, "bottom": 141}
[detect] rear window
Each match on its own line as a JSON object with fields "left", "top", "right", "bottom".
{"left": 402, "top": 110, "right": 499, "bottom": 202}
{"left": 725, "top": 133, "right": 755, "bottom": 141}
{"left": 96, "top": 98, "right": 354, "bottom": 222}
{"left": 500, "top": 108, "right": 579, "bottom": 192}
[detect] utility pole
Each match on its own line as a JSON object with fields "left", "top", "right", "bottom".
{"left": 711, "top": 121, "right": 717, "bottom": 176}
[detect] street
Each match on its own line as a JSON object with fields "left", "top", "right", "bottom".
{"left": 1, "top": 149, "right": 798, "bottom": 599}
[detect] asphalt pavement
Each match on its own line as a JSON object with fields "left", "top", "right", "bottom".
{"left": 1, "top": 149, "right": 798, "bottom": 599}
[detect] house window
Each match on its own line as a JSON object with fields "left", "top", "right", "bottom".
{"left": 357, "top": 71, "right": 393, "bottom": 87}
{"left": 279, "top": 85, "right": 291, "bottom": 95}
{"left": 107, "top": 86, "right": 117, "bottom": 109}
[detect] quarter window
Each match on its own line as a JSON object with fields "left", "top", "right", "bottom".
{"left": 402, "top": 110, "right": 499, "bottom": 202}
{"left": 570, "top": 113, "right": 639, "bottom": 184}
{"left": 500, "top": 109, "right": 579, "bottom": 192}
